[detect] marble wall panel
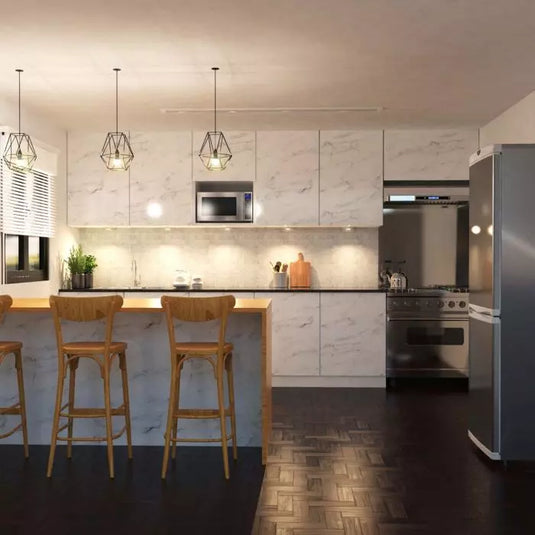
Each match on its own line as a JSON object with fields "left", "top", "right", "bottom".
{"left": 0, "top": 311, "right": 262, "bottom": 447}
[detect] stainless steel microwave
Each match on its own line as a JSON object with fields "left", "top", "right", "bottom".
{"left": 196, "top": 191, "right": 253, "bottom": 222}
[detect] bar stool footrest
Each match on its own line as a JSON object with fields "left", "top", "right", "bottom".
{"left": 57, "top": 424, "right": 127, "bottom": 442}
{"left": 0, "top": 402, "right": 22, "bottom": 416}
{"left": 59, "top": 405, "right": 127, "bottom": 418}
{"left": 174, "top": 408, "right": 231, "bottom": 419}
{"left": 0, "top": 422, "right": 23, "bottom": 439}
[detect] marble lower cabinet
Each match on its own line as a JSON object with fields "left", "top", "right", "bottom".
{"left": 256, "top": 291, "right": 385, "bottom": 387}
{"left": 320, "top": 293, "right": 385, "bottom": 376}
{"left": 258, "top": 293, "right": 320, "bottom": 376}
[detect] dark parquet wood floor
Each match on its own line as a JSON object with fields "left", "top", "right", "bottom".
{"left": 253, "top": 384, "right": 535, "bottom": 535}
{"left": 0, "top": 445, "right": 263, "bottom": 535}
{"left": 3, "top": 384, "right": 535, "bottom": 535}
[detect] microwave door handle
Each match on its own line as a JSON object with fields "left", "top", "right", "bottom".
{"left": 237, "top": 193, "right": 244, "bottom": 221}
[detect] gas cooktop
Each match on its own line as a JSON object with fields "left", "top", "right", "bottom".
{"left": 388, "top": 286, "right": 469, "bottom": 296}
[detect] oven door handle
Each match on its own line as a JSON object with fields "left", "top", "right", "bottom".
{"left": 387, "top": 317, "right": 468, "bottom": 322}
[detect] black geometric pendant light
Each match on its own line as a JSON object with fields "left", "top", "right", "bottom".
{"left": 199, "top": 67, "right": 232, "bottom": 171}
{"left": 3, "top": 69, "right": 37, "bottom": 172}
{"left": 100, "top": 68, "right": 134, "bottom": 171}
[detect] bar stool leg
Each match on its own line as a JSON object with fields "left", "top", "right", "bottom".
{"left": 47, "top": 360, "right": 67, "bottom": 477}
{"left": 216, "top": 359, "right": 230, "bottom": 479}
{"left": 66, "top": 358, "right": 77, "bottom": 459}
{"left": 102, "top": 361, "right": 115, "bottom": 479}
{"left": 171, "top": 360, "right": 183, "bottom": 460}
{"left": 225, "top": 354, "right": 238, "bottom": 461}
{"left": 161, "top": 356, "right": 178, "bottom": 479}
{"left": 14, "top": 349, "right": 29, "bottom": 459}
{"left": 119, "top": 352, "right": 133, "bottom": 460}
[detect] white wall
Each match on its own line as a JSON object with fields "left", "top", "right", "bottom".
{"left": 0, "top": 97, "right": 77, "bottom": 297}
{"left": 480, "top": 90, "right": 535, "bottom": 145}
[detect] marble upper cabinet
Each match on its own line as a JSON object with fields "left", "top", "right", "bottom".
{"left": 255, "top": 131, "right": 319, "bottom": 226}
{"left": 192, "top": 131, "right": 255, "bottom": 181}
{"left": 320, "top": 293, "right": 385, "bottom": 377}
{"left": 129, "top": 132, "right": 193, "bottom": 226}
{"left": 384, "top": 129, "right": 478, "bottom": 181}
{"left": 67, "top": 131, "right": 130, "bottom": 226}
{"left": 319, "top": 130, "right": 383, "bottom": 227}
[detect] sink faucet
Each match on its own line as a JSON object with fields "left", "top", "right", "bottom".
{"left": 131, "top": 258, "right": 141, "bottom": 287}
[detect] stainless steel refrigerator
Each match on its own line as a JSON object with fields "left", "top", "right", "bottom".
{"left": 468, "top": 144, "right": 535, "bottom": 460}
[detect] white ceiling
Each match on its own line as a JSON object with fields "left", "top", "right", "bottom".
{"left": 2, "top": 0, "right": 535, "bottom": 131}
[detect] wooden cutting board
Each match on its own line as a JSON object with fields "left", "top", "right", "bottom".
{"left": 289, "top": 252, "right": 311, "bottom": 289}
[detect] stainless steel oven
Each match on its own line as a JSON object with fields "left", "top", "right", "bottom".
{"left": 386, "top": 290, "right": 469, "bottom": 378}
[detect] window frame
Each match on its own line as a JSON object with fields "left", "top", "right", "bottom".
{"left": 4, "top": 233, "right": 49, "bottom": 284}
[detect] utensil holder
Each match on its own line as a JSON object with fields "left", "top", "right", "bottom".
{"left": 273, "top": 272, "right": 288, "bottom": 289}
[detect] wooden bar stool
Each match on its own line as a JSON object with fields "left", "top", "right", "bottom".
{"left": 161, "top": 295, "right": 237, "bottom": 479}
{"left": 47, "top": 295, "right": 133, "bottom": 478}
{"left": 0, "top": 295, "right": 29, "bottom": 457}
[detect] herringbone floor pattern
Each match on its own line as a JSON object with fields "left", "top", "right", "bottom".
{"left": 252, "top": 385, "right": 535, "bottom": 535}
{"left": 253, "top": 409, "right": 423, "bottom": 534}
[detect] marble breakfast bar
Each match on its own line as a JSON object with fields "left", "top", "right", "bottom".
{"left": 0, "top": 297, "right": 272, "bottom": 464}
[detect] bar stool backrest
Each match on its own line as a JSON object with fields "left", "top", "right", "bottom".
{"left": 49, "top": 295, "right": 124, "bottom": 354}
{"left": 0, "top": 295, "right": 13, "bottom": 323}
{"left": 160, "top": 295, "right": 236, "bottom": 356}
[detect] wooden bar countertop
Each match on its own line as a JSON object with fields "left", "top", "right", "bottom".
{"left": 11, "top": 297, "right": 271, "bottom": 314}
{"left": 9, "top": 296, "right": 273, "bottom": 464}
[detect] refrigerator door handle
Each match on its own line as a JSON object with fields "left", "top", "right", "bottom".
{"left": 469, "top": 302, "right": 500, "bottom": 316}
{"left": 469, "top": 309, "right": 500, "bottom": 324}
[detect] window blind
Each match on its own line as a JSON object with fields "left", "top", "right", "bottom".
{"left": 1, "top": 161, "right": 56, "bottom": 237}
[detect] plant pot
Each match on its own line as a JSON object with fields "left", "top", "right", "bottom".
{"left": 71, "top": 273, "right": 84, "bottom": 289}
{"left": 85, "top": 273, "right": 93, "bottom": 288}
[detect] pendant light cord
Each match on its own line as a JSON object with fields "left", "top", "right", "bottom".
{"left": 114, "top": 68, "right": 120, "bottom": 134}
{"left": 213, "top": 67, "right": 218, "bottom": 133}
{"left": 16, "top": 69, "right": 23, "bottom": 133}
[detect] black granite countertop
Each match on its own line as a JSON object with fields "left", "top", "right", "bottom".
{"left": 59, "top": 287, "right": 386, "bottom": 293}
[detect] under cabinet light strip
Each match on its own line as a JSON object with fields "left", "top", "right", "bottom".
{"left": 162, "top": 106, "right": 383, "bottom": 114}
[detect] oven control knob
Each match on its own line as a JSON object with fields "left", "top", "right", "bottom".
{"left": 438, "top": 301, "right": 445, "bottom": 308}
{"left": 448, "top": 301, "right": 455, "bottom": 308}
{"left": 459, "top": 301, "right": 467, "bottom": 308}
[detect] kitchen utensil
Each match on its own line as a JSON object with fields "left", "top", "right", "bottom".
{"left": 273, "top": 272, "right": 288, "bottom": 289}
{"left": 289, "top": 252, "right": 311, "bottom": 289}
{"left": 281, "top": 264, "right": 288, "bottom": 273}
{"left": 274, "top": 261, "right": 281, "bottom": 272}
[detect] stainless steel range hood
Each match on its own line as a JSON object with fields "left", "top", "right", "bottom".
{"left": 384, "top": 180, "right": 469, "bottom": 205}
{"left": 380, "top": 181, "right": 469, "bottom": 288}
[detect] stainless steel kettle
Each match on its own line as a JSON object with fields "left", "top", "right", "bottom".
{"left": 390, "top": 262, "right": 408, "bottom": 290}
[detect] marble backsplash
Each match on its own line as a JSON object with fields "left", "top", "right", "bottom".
{"left": 76, "top": 227, "right": 378, "bottom": 289}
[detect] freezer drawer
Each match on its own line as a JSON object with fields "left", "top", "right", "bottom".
{"left": 468, "top": 309, "right": 501, "bottom": 458}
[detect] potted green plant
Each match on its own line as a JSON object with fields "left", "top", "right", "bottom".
{"left": 83, "top": 254, "right": 98, "bottom": 288}
{"left": 66, "top": 245, "right": 85, "bottom": 289}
